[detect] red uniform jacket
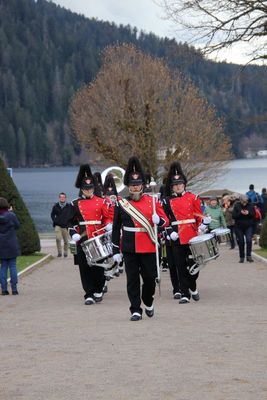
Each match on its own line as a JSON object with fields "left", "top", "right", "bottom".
{"left": 163, "top": 192, "right": 203, "bottom": 244}
{"left": 104, "top": 196, "right": 122, "bottom": 221}
{"left": 112, "top": 194, "right": 169, "bottom": 253}
{"left": 69, "top": 195, "right": 111, "bottom": 240}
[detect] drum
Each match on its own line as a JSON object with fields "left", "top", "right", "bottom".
{"left": 68, "top": 240, "right": 77, "bottom": 255}
{"left": 81, "top": 231, "right": 113, "bottom": 265}
{"left": 189, "top": 233, "right": 219, "bottom": 266}
{"left": 210, "top": 228, "right": 231, "bottom": 244}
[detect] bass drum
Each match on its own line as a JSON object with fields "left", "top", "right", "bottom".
{"left": 189, "top": 233, "right": 219, "bottom": 267}
{"left": 210, "top": 227, "right": 231, "bottom": 244}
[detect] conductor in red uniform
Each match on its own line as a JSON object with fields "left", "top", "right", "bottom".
{"left": 112, "top": 157, "right": 169, "bottom": 321}
{"left": 69, "top": 164, "right": 112, "bottom": 305}
{"left": 162, "top": 162, "right": 203, "bottom": 304}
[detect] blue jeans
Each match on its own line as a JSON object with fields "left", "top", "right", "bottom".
{"left": 0, "top": 258, "right": 18, "bottom": 292}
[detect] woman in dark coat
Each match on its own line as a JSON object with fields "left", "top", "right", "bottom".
{"left": 232, "top": 194, "right": 256, "bottom": 263}
{"left": 0, "top": 197, "right": 20, "bottom": 295}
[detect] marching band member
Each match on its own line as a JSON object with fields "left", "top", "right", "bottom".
{"left": 68, "top": 164, "right": 112, "bottom": 305}
{"left": 162, "top": 162, "right": 203, "bottom": 304}
{"left": 93, "top": 172, "right": 104, "bottom": 197}
{"left": 103, "top": 174, "right": 122, "bottom": 277}
{"left": 112, "top": 157, "right": 169, "bottom": 321}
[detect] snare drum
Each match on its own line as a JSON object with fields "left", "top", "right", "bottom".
{"left": 210, "top": 228, "right": 231, "bottom": 244}
{"left": 189, "top": 233, "right": 219, "bottom": 266}
{"left": 81, "top": 231, "right": 112, "bottom": 265}
{"left": 68, "top": 240, "right": 77, "bottom": 255}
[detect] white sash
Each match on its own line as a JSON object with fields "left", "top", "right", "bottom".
{"left": 119, "top": 199, "right": 156, "bottom": 244}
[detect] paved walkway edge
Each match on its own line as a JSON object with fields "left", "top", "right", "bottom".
{"left": 7, "top": 254, "right": 54, "bottom": 283}
{"left": 252, "top": 251, "right": 267, "bottom": 264}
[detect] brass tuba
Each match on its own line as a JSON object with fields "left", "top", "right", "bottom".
{"left": 101, "top": 166, "right": 125, "bottom": 193}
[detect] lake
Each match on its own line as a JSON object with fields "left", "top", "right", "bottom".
{"left": 12, "top": 159, "right": 267, "bottom": 233}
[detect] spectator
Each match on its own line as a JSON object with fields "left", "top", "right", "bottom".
{"left": 261, "top": 188, "right": 267, "bottom": 220}
{"left": 0, "top": 197, "right": 20, "bottom": 295}
{"left": 51, "top": 193, "right": 72, "bottom": 257}
{"left": 246, "top": 184, "right": 263, "bottom": 208}
{"left": 204, "top": 196, "right": 227, "bottom": 231}
{"left": 246, "top": 184, "right": 263, "bottom": 243}
{"left": 223, "top": 195, "right": 237, "bottom": 249}
{"left": 232, "top": 194, "right": 256, "bottom": 263}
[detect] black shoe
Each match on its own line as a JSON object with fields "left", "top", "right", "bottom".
{"left": 57, "top": 253, "right": 62, "bottom": 257}
{"left": 173, "top": 292, "right": 181, "bottom": 300}
{"left": 1, "top": 290, "right": 9, "bottom": 295}
{"left": 93, "top": 293, "right": 103, "bottom": 303}
{"left": 191, "top": 292, "right": 200, "bottom": 301}
{"left": 64, "top": 253, "right": 68, "bottom": 258}
{"left": 12, "top": 290, "right": 19, "bottom": 295}
{"left": 145, "top": 307, "right": 154, "bottom": 318}
{"left": 103, "top": 285, "right": 108, "bottom": 294}
{"left": 239, "top": 258, "right": 245, "bottom": 263}
{"left": 130, "top": 313, "right": 142, "bottom": 321}
{"left": 84, "top": 297, "right": 95, "bottom": 305}
{"left": 247, "top": 256, "right": 254, "bottom": 262}
{"left": 179, "top": 297, "right": 190, "bottom": 304}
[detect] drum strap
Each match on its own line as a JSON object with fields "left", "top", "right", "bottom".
{"left": 119, "top": 199, "right": 156, "bottom": 244}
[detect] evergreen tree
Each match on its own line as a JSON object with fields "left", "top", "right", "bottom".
{"left": 0, "top": 157, "right": 40, "bottom": 254}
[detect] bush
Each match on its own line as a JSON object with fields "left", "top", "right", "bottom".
{"left": 0, "top": 158, "right": 40, "bottom": 254}
{"left": 259, "top": 218, "right": 267, "bottom": 248}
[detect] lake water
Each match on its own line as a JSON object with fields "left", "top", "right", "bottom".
{"left": 12, "top": 159, "right": 267, "bottom": 233}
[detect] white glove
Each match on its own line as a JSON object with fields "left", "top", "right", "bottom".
{"left": 105, "top": 223, "right": 113, "bottom": 232}
{"left": 203, "top": 215, "right": 212, "bottom": 224}
{"left": 198, "top": 224, "right": 207, "bottom": 235}
{"left": 113, "top": 253, "right": 122, "bottom": 263}
{"left": 152, "top": 213, "right": 160, "bottom": 224}
{"left": 170, "top": 231, "right": 179, "bottom": 241}
{"left": 166, "top": 235, "right": 170, "bottom": 241}
{"left": 72, "top": 233, "right": 81, "bottom": 242}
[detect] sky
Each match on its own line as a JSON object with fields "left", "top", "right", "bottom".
{"left": 50, "top": 0, "right": 256, "bottom": 65}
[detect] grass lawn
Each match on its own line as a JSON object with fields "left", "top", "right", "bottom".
{"left": 254, "top": 248, "right": 267, "bottom": 260}
{"left": 16, "top": 253, "right": 47, "bottom": 273}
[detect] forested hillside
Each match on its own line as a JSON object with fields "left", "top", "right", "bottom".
{"left": 1, "top": 0, "right": 267, "bottom": 167}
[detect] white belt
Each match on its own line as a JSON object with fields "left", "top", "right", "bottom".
{"left": 171, "top": 219, "right": 196, "bottom": 226}
{"left": 79, "top": 220, "right": 102, "bottom": 225}
{"left": 123, "top": 227, "right": 147, "bottom": 232}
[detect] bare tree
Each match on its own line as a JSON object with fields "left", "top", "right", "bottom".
{"left": 161, "top": 0, "right": 267, "bottom": 62}
{"left": 70, "top": 44, "right": 231, "bottom": 188}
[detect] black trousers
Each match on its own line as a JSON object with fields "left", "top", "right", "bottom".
{"left": 234, "top": 225, "right": 253, "bottom": 259}
{"left": 166, "top": 244, "right": 181, "bottom": 295}
{"left": 170, "top": 241, "right": 199, "bottom": 299}
{"left": 123, "top": 252, "right": 157, "bottom": 315}
{"left": 227, "top": 225, "right": 235, "bottom": 248}
{"left": 76, "top": 250, "right": 105, "bottom": 299}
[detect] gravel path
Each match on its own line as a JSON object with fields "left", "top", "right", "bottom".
{"left": 1, "top": 241, "right": 267, "bottom": 400}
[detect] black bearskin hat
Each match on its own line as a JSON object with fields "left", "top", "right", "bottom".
{"left": 75, "top": 164, "right": 95, "bottom": 190}
{"left": 143, "top": 173, "right": 152, "bottom": 193}
{"left": 165, "top": 161, "right": 187, "bottom": 196}
{"left": 93, "top": 172, "right": 103, "bottom": 186}
{"left": 103, "top": 173, "right": 118, "bottom": 196}
{"left": 124, "top": 156, "right": 145, "bottom": 186}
